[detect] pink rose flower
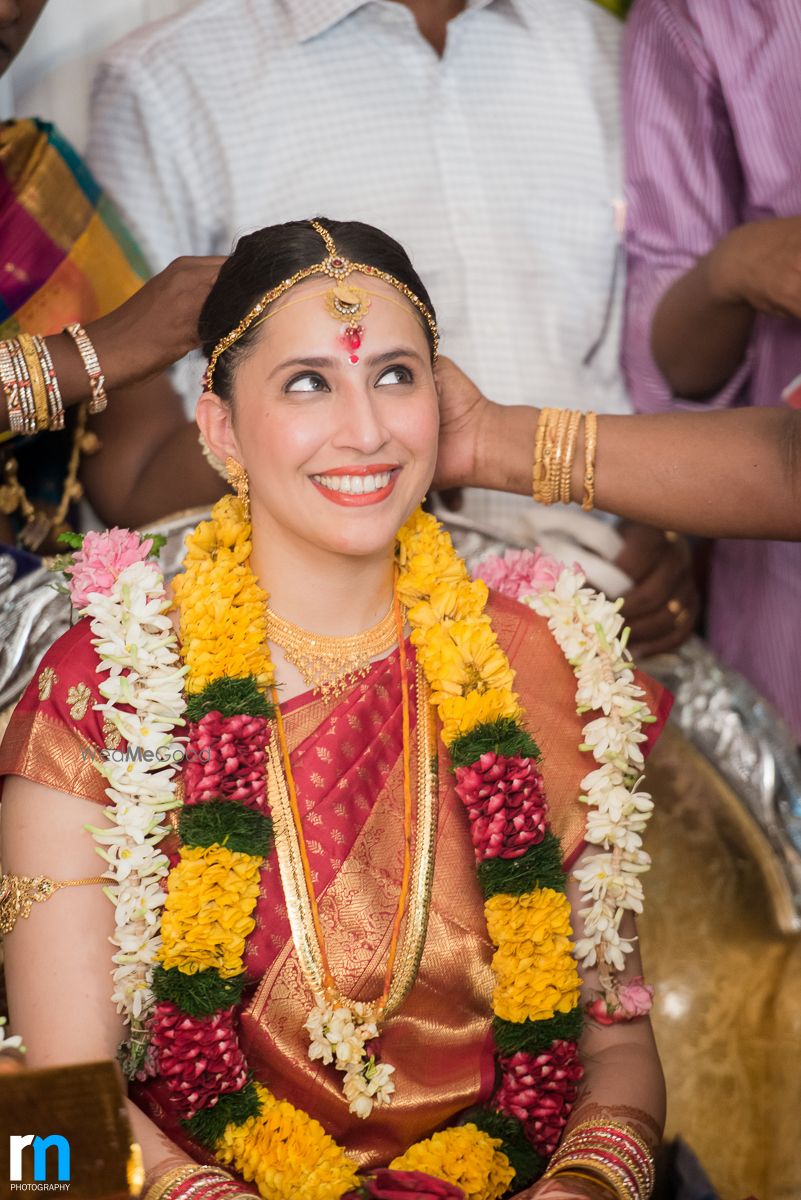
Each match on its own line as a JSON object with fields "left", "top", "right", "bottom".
{"left": 475, "top": 548, "right": 564, "bottom": 601}
{"left": 587, "top": 978, "right": 654, "bottom": 1025}
{"left": 617, "top": 977, "right": 655, "bottom": 1019}
{"left": 67, "top": 528, "right": 153, "bottom": 609}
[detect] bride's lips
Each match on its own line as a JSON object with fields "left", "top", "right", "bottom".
{"left": 309, "top": 464, "right": 400, "bottom": 507}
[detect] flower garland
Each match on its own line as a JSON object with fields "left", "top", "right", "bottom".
{"left": 476, "top": 547, "right": 657, "bottom": 1012}
{"left": 63, "top": 529, "right": 186, "bottom": 1077}
{"left": 132, "top": 499, "right": 581, "bottom": 1199}
{"left": 70, "top": 503, "right": 659, "bottom": 1198}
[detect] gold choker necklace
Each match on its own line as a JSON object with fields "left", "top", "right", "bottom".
{"left": 265, "top": 599, "right": 399, "bottom": 698}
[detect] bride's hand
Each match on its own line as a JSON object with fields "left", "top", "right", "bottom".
{"left": 432, "top": 356, "right": 494, "bottom": 491}
{"left": 515, "top": 1177, "right": 613, "bottom": 1199}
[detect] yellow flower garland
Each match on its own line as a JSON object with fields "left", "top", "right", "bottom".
{"left": 390, "top": 1125, "right": 515, "bottom": 1200}
{"left": 158, "top": 845, "right": 262, "bottom": 977}
{"left": 216, "top": 1084, "right": 359, "bottom": 1200}
{"left": 485, "top": 892, "right": 581, "bottom": 1024}
{"left": 159, "top": 497, "right": 583, "bottom": 1200}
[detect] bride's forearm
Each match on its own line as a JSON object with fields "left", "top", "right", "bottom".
{"left": 128, "top": 1101, "right": 196, "bottom": 1193}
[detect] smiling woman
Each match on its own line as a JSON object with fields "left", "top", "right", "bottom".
{"left": 1, "top": 218, "right": 669, "bottom": 1200}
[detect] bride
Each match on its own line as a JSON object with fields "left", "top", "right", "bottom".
{"left": 0, "top": 219, "right": 667, "bottom": 1200}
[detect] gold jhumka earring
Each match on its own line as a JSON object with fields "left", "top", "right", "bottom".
{"left": 225, "top": 456, "right": 250, "bottom": 516}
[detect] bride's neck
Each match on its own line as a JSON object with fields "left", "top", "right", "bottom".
{"left": 249, "top": 519, "right": 396, "bottom": 635}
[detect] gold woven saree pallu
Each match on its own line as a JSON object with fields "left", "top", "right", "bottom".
{"left": 266, "top": 663, "right": 438, "bottom": 1016}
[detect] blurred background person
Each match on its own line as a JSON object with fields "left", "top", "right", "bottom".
{"left": 0, "top": 0, "right": 222, "bottom": 567}
{"left": 86, "top": 0, "right": 697, "bottom": 660}
{"left": 623, "top": 0, "right": 801, "bottom": 739}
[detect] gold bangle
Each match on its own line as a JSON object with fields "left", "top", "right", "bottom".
{"left": 144, "top": 1166, "right": 238, "bottom": 1200}
{"left": 0, "top": 873, "right": 108, "bottom": 935}
{"left": 533, "top": 407, "right": 558, "bottom": 504}
{"left": 560, "top": 409, "right": 582, "bottom": 504}
{"left": 544, "top": 1156, "right": 633, "bottom": 1200}
{"left": 554, "top": 1139, "right": 651, "bottom": 1197}
{"left": 18, "top": 333, "right": 50, "bottom": 431}
{"left": 565, "top": 1119, "right": 655, "bottom": 1189}
{"left": 548, "top": 1168, "right": 622, "bottom": 1199}
{"left": 64, "top": 322, "right": 107, "bottom": 413}
{"left": 0, "top": 338, "right": 35, "bottom": 434}
{"left": 34, "top": 334, "right": 65, "bottom": 431}
{"left": 549, "top": 408, "right": 570, "bottom": 505}
{"left": 532, "top": 408, "right": 548, "bottom": 503}
{"left": 144, "top": 1167, "right": 200, "bottom": 1200}
{"left": 582, "top": 410, "right": 598, "bottom": 511}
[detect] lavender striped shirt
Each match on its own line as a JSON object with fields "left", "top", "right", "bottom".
{"left": 622, "top": 0, "right": 801, "bottom": 740}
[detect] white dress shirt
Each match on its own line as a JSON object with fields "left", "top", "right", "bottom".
{"left": 88, "top": 0, "right": 628, "bottom": 533}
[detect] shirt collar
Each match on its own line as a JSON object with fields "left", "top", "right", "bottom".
{"left": 284, "top": 0, "right": 527, "bottom": 45}
{"left": 283, "top": 0, "right": 371, "bottom": 43}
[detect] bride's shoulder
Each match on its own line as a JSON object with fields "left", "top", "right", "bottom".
{"left": 485, "top": 587, "right": 564, "bottom": 668}
{"left": 11, "top": 616, "right": 103, "bottom": 730}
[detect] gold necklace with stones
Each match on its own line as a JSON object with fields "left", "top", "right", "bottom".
{"left": 265, "top": 598, "right": 399, "bottom": 698}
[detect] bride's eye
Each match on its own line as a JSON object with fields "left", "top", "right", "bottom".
{"left": 376, "top": 365, "right": 413, "bottom": 386}
{"left": 285, "top": 372, "right": 329, "bottom": 393}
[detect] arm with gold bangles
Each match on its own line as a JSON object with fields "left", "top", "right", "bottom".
{"left": 0, "top": 256, "right": 224, "bottom": 441}
{"left": 433, "top": 356, "right": 801, "bottom": 541}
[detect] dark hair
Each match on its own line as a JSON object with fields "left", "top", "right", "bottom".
{"left": 199, "top": 217, "right": 437, "bottom": 401}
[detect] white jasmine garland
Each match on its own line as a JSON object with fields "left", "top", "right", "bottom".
{"left": 521, "top": 565, "right": 657, "bottom": 999}
{"left": 304, "top": 999, "right": 396, "bottom": 1118}
{"left": 76, "top": 555, "right": 186, "bottom": 1077}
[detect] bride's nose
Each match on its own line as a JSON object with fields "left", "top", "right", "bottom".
{"left": 330, "top": 383, "right": 389, "bottom": 454}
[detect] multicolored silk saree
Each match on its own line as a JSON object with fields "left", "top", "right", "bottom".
{"left": 0, "top": 118, "right": 147, "bottom": 548}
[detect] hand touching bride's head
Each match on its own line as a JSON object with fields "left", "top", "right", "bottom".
{"left": 197, "top": 218, "right": 439, "bottom": 563}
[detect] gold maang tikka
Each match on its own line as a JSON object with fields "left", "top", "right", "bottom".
{"left": 206, "top": 219, "right": 438, "bottom": 390}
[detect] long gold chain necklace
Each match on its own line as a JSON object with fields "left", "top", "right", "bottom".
{"left": 266, "top": 596, "right": 439, "bottom": 1114}
{"left": 265, "top": 599, "right": 398, "bottom": 698}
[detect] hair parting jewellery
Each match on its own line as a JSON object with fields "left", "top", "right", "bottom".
{"left": 205, "top": 219, "right": 439, "bottom": 390}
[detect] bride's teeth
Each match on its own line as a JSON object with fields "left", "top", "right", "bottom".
{"left": 314, "top": 471, "right": 394, "bottom": 493}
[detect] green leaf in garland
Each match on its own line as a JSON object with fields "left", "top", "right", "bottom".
{"left": 57, "top": 530, "right": 85, "bottom": 550}
{"left": 468, "top": 1107, "right": 545, "bottom": 1189}
{"left": 143, "top": 533, "right": 168, "bottom": 558}
{"left": 186, "top": 676, "right": 274, "bottom": 721}
{"left": 151, "top": 964, "right": 248, "bottom": 1017}
{"left": 179, "top": 800, "right": 273, "bottom": 857}
{"left": 477, "top": 832, "right": 565, "bottom": 898}
{"left": 184, "top": 1078, "right": 262, "bottom": 1147}
{"left": 449, "top": 719, "right": 540, "bottom": 769}
{"left": 493, "top": 1006, "right": 584, "bottom": 1057}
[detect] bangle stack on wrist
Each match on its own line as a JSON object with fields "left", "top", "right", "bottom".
{"left": 532, "top": 407, "right": 597, "bottom": 511}
{"left": 0, "top": 331, "right": 78, "bottom": 435}
{"left": 64, "top": 322, "right": 108, "bottom": 413}
{"left": 542, "top": 1120, "right": 655, "bottom": 1200}
{"left": 144, "top": 1164, "right": 256, "bottom": 1200}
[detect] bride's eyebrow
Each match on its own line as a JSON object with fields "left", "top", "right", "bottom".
{"left": 269, "top": 347, "right": 424, "bottom": 378}
{"left": 366, "top": 347, "right": 425, "bottom": 367}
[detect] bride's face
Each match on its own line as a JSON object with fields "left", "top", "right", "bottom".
{"left": 199, "top": 274, "right": 439, "bottom": 559}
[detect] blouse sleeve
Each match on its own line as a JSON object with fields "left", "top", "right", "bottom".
{"left": 0, "top": 617, "right": 123, "bottom": 805}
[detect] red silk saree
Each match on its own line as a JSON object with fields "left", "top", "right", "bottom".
{"left": 0, "top": 590, "right": 668, "bottom": 1165}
